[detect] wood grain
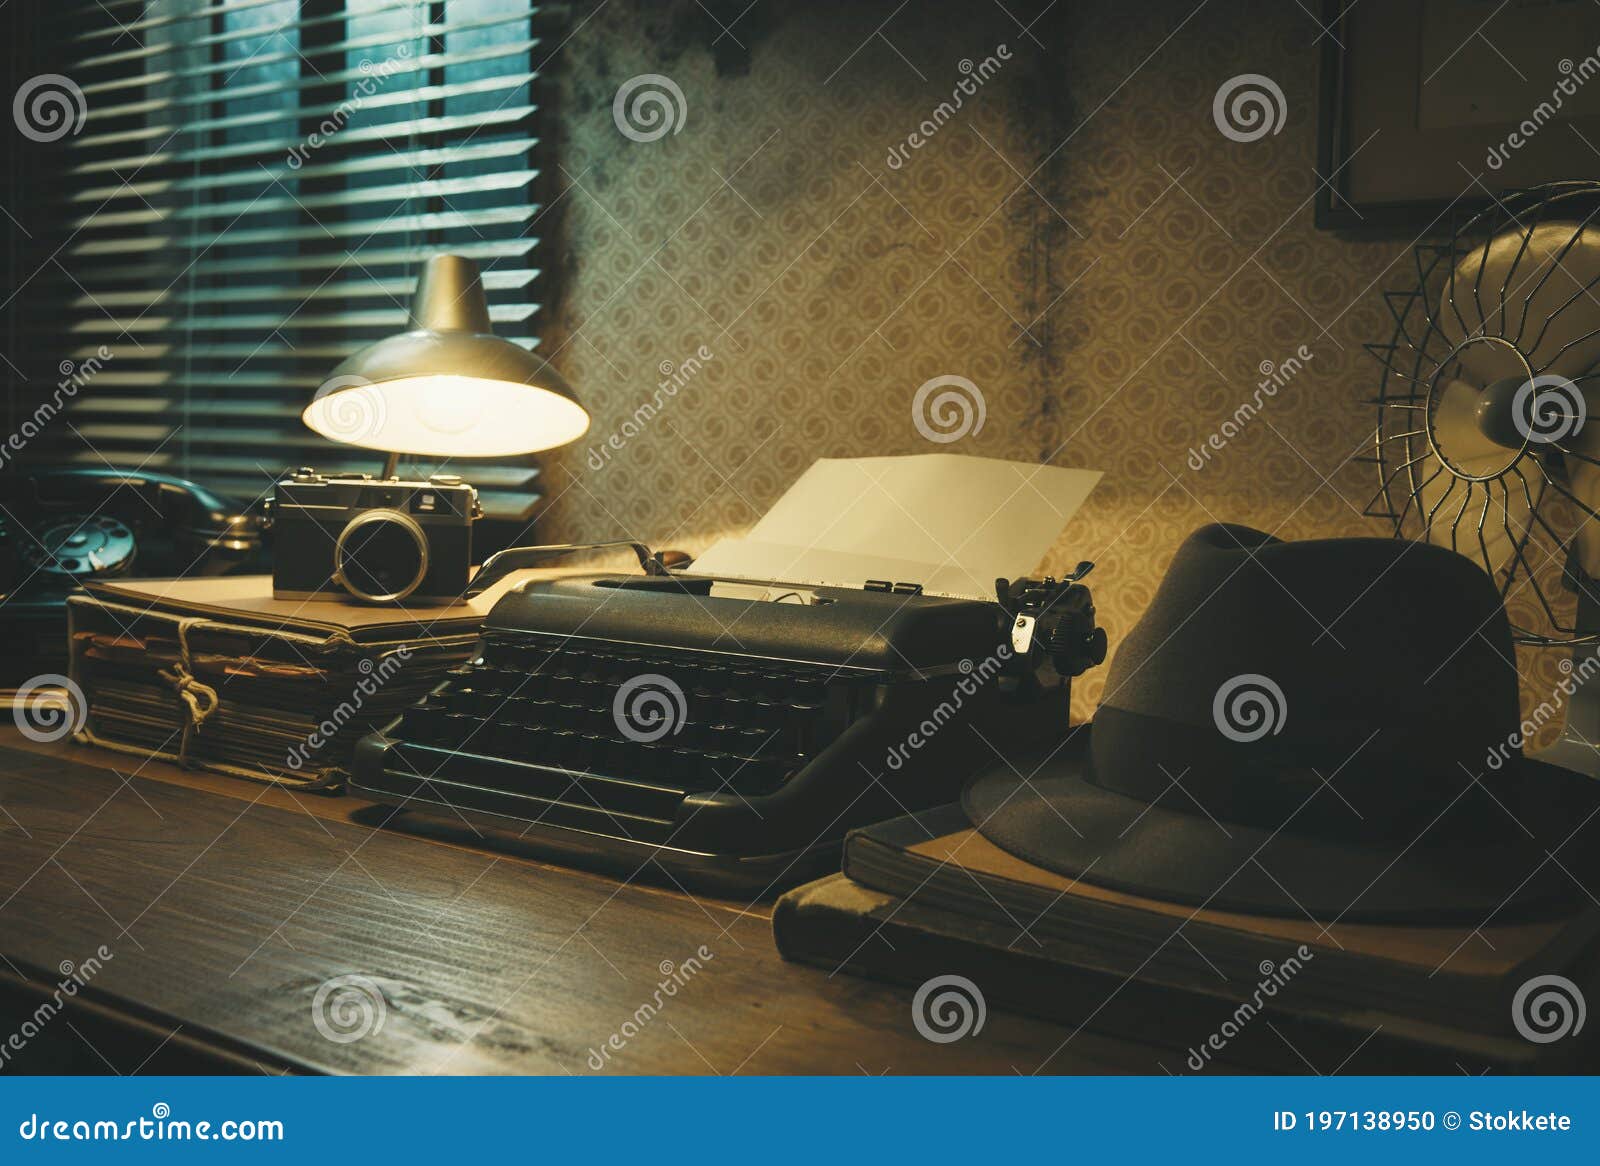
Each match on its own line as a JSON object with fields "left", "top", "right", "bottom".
{"left": 0, "top": 732, "right": 1159, "bottom": 1074}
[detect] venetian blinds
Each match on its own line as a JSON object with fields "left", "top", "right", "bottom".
{"left": 30, "top": 0, "right": 553, "bottom": 517}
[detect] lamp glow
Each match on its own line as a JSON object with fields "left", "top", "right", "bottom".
{"left": 303, "top": 255, "right": 589, "bottom": 459}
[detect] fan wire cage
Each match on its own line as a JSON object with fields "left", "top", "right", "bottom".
{"left": 1365, "top": 181, "right": 1600, "bottom": 648}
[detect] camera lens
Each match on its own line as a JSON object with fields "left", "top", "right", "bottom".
{"left": 334, "top": 509, "right": 428, "bottom": 603}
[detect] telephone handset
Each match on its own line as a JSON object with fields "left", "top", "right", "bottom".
{"left": 0, "top": 468, "right": 263, "bottom": 681}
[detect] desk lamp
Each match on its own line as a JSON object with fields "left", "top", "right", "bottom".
{"left": 303, "top": 254, "right": 589, "bottom": 478}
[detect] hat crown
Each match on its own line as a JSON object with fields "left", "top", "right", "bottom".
{"left": 1090, "top": 524, "right": 1522, "bottom": 839}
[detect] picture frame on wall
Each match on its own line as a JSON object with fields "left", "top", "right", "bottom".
{"left": 1316, "top": 0, "right": 1600, "bottom": 230}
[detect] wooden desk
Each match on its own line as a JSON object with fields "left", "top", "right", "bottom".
{"left": 0, "top": 731, "right": 1158, "bottom": 1075}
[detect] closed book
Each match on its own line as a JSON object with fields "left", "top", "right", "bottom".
{"left": 774, "top": 872, "right": 1598, "bottom": 1073}
{"left": 770, "top": 805, "right": 1600, "bottom": 1072}
{"left": 841, "top": 805, "right": 1600, "bottom": 1037}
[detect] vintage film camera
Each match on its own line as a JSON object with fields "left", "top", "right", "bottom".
{"left": 267, "top": 469, "right": 480, "bottom": 605}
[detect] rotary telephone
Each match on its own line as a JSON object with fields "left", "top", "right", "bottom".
{"left": 0, "top": 468, "right": 262, "bottom": 681}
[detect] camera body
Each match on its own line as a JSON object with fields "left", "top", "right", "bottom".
{"left": 269, "top": 469, "right": 480, "bottom": 604}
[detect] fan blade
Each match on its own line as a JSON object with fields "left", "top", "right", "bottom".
{"left": 1559, "top": 460, "right": 1600, "bottom": 580}
{"left": 1555, "top": 355, "right": 1600, "bottom": 581}
{"left": 1416, "top": 378, "right": 1532, "bottom": 575}
{"left": 1417, "top": 467, "right": 1533, "bottom": 579}
{"left": 1450, "top": 222, "right": 1600, "bottom": 381}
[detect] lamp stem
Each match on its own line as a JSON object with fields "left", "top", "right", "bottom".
{"left": 381, "top": 451, "right": 401, "bottom": 480}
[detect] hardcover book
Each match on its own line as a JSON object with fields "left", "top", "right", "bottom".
{"left": 774, "top": 805, "right": 1600, "bottom": 1073}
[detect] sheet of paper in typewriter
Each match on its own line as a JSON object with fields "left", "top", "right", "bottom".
{"left": 691, "top": 454, "right": 1102, "bottom": 600}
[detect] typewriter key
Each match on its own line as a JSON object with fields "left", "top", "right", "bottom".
{"left": 402, "top": 705, "right": 448, "bottom": 739}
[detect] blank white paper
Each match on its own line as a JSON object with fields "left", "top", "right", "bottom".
{"left": 691, "top": 454, "right": 1103, "bottom": 600}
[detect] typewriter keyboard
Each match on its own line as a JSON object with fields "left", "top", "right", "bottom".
{"left": 372, "top": 634, "right": 863, "bottom": 843}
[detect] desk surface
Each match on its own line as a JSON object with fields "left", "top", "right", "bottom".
{"left": 0, "top": 731, "right": 1159, "bottom": 1075}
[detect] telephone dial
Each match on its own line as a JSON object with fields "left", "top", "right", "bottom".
{"left": 0, "top": 468, "right": 262, "bottom": 683}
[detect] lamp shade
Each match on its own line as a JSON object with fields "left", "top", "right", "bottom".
{"left": 302, "top": 255, "right": 589, "bottom": 457}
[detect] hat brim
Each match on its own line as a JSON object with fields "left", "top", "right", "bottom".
{"left": 962, "top": 731, "right": 1600, "bottom": 924}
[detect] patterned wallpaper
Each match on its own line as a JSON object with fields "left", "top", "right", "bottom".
{"left": 531, "top": 0, "right": 1566, "bottom": 737}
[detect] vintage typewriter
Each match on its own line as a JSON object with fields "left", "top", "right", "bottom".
{"left": 349, "top": 539, "right": 1105, "bottom": 893}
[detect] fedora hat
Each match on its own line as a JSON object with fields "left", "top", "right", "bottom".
{"left": 964, "top": 524, "right": 1600, "bottom": 922}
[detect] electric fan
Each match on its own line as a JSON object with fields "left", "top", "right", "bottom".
{"left": 1366, "top": 181, "right": 1600, "bottom": 776}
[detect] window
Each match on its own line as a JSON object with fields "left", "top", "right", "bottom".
{"left": 8, "top": 0, "right": 554, "bottom": 519}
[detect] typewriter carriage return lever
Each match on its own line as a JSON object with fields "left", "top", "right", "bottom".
{"left": 466, "top": 539, "right": 678, "bottom": 597}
